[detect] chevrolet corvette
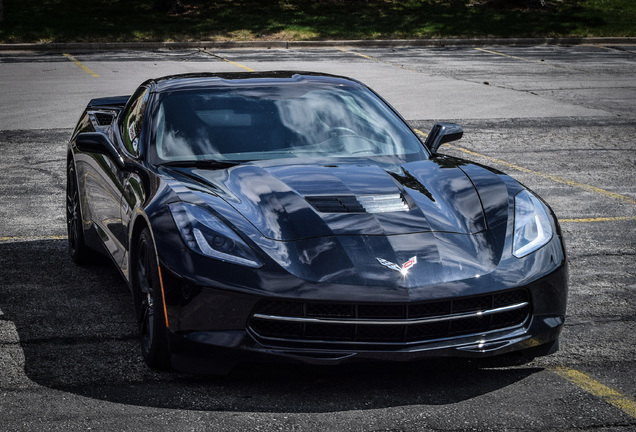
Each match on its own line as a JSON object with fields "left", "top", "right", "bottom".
{"left": 66, "top": 72, "right": 568, "bottom": 373}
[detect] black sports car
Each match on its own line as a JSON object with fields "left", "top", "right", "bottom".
{"left": 67, "top": 72, "right": 567, "bottom": 373}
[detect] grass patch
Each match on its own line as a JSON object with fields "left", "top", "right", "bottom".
{"left": 0, "top": 0, "right": 634, "bottom": 43}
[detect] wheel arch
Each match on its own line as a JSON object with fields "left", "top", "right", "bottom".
{"left": 128, "top": 212, "right": 166, "bottom": 313}
{"left": 128, "top": 213, "right": 151, "bottom": 304}
{"left": 128, "top": 215, "right": 171, "bottom": 370}
{"left": 66, "top": 149, "right": 91, "bottom": 236}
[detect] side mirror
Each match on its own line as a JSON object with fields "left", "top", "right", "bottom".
{"left": 75, "top": 132, "right": 124, "bottom": 168}
{"left": 424, "top": 123, "right": 463, "bottom": 155}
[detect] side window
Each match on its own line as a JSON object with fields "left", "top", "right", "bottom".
{"left": 121, "top": 86, "right": 150, "bottom": 157}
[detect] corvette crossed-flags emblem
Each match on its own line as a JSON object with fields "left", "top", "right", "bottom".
{"left": 376, "top": 256, "right": 418, "bottom": 274}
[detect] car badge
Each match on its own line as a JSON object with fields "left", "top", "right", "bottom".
{"left": 377, "top": 256, "right": 417, "bottom": 274}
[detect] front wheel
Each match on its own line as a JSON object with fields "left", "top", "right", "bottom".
{"left": 133, "top": 227, "right": 171, "bottom": 370}
{"left": 66, "top": 160, "right": 93, "bottom": 264}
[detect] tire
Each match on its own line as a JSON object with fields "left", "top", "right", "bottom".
{"left": 134, "top": 227, "right": 171, "bottom": 370}
{"left": 66, "top": 160, "right": 93, "bottom": 264}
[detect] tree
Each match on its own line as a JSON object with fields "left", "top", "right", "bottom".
{"left": 0, "top": 0, "right": 4, "bottom": 23}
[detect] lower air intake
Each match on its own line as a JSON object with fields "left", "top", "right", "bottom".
{"left": 248, "top": 289, "right": 530, "bottom": 348}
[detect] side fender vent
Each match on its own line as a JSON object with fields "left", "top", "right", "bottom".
{"left": 90, "top": 112, "right": 115, "bottom": 127}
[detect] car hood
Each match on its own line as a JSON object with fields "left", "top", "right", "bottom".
{"left": 170, "top": 158, "right": 488, "bottom": 241}
{"left": 163, "top": 158, "right": 513, "bottom": 287}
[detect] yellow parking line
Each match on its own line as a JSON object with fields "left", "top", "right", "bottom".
{"left": 474, "top": 47, "right": 580, "bottom": 72}
{"left": 561, "top": 216, "right": 636, "bottom": 223}
{"left": 0, "top": 235, "right": 67, "bottom": 243}
{"left": 337, "top": 47, "right": 375, "bottom": 60}
{"left": 553, "top": 367, "right": 636, "bottom": 419}
{"left": 203, "top": 51, "right": 254, "bottom": 72}
{"left": 413, "top": 130, "right": 636, "bottom": 209}
{"left": 446, "top": 144, "right": 636, "bottom": 205}
{"left": 63, "top": 53, "right": 100, "bottom": 77}
{"left": 222, "top": 58, "right": 255, "bottom": 72}
{"left": 415, "top": 129, "right": 635, "bottom": 204}
{"left": 413, "top": 128, "right": 428, "bottom": 138}
{"left": 337, "top": 48, "right": 418, "bottom": 72}
{"left": 474, "top": 47, "right": 541, "bottom": 63}
{"left": 589, "top": 44, "right": 621, "bottom": 52}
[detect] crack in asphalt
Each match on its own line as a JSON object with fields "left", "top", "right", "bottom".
{"left": 565, "top": 316, "right": 636, "bottom": 326}
{"left": 13, "top": 333, "right": 139, "bottom": 346}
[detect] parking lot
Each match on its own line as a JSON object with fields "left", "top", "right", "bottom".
{"left": 0, "top": 44, "right": 635, "bottom": 430}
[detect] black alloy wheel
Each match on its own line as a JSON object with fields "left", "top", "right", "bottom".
{"left": 134, "top": 227, "right": 170, "bottom": 370}
{"left": 66, "top": 160, "right": 91, "bottom": 264}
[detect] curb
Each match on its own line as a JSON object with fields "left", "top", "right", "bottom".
{"left": 1, "top": 37, "right": 635, "bottom": 51}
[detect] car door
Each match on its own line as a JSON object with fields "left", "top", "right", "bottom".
{"left": 78, "top": 86, "right": 149, "bottom": 273}
{"left": 79, "top": 135, "right": 127, "bottom": 267}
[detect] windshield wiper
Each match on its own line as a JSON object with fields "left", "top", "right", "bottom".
{"left": 159, "top": 159, "right": 241, "bottom": 169}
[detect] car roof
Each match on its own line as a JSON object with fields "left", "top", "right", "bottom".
{"left": 149, "top": 71, "right": 365, "bottom": 93}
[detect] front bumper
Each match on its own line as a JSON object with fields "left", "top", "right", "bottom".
{"left": 160, "top": 261, "right": 568, "bottom": 373}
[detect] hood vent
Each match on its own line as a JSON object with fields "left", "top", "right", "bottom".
{"left": 306, "top": 194, "right": 409, "bottom": 214}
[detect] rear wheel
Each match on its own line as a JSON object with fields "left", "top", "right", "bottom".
{"left": 134, "top": 227, "right": 171, "bottom": 370}
{"left": 66, "top": 160, "right": 92, "bottom": 264}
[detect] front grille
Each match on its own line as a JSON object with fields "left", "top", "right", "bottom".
{"left": 248, "top": 289, "right": 530, "bottom": 348}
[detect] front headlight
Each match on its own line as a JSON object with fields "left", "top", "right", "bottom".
{"left": 512, "top": 190, "right": 554, "bottom": 258}
{"left": 169, "top": 202, "right": 262, "bottom": 268}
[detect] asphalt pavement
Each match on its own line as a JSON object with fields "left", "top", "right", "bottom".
{"left": 0, "top": 44, "right": 635, "bottom": 431}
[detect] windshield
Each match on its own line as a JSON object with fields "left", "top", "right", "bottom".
{"left": 150, "top": 83, "right": 427, "bottom": 164}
